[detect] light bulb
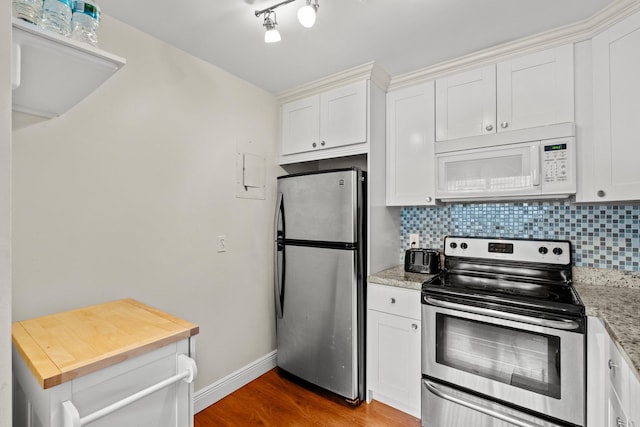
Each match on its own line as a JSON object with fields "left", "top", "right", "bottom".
{"left": 265, "top": 28, "right": 281, "bottom": 43}
{"left": 297, "top": 4, "right": 316, "bottom": 28}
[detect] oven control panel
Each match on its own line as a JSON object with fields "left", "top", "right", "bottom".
{"left": 444, "top": 236, "right": 571, "bottom": 265}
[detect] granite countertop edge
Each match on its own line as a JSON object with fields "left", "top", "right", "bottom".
{"left": 368, "top": 265, "right": 640, "bottom": 381}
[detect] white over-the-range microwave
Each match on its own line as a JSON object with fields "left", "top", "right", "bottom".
{"left": 435, "top": 124, "right": 576, "bottom": 201}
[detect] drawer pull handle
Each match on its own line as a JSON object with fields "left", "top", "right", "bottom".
{"left": 390, "top": 297, "right": 396, "bottom": 304}
{"left": 609, "top": 359, "right": 619, "bottom": 370}
{"left": 62, "top": 354, "right": 197, "bottom": 427}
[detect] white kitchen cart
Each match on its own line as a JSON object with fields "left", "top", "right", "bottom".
{"left": 12, "top": 299, "right": 199, "bottom": 427}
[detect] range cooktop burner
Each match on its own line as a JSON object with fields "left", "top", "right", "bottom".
{"left": 465, "top": 284, "right": 559, "bottom": 300}
{"left": 421, "top": 237, "right": 586, "bottom": 319}
{"left": 441, "top": 273, "right": 566, "bottom": 301}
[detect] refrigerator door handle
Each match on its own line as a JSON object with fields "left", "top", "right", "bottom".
{"left": 274, "top": 192, "right": 285, "bottom": 318}
{"left": 274, "top": 241, "right": 285, "bottom": 319}
{"left": 275, "top": 191, "right": 284, "bottom": 240}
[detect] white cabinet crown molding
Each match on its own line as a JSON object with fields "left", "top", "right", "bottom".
{"left": 276, "top": 61, "right": 390, "bottom": 104}
{"left": 388, "top": 0, "right": 640, "bottom": 91}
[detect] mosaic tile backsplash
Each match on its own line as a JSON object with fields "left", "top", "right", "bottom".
{"left": 400, "top": 201, "right": 640, "bottom": 272}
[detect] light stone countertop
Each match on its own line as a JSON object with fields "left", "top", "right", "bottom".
{"left": 368, "top": 265, "right": 640, "bottom": 379}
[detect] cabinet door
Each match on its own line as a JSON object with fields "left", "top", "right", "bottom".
{"left": 386, "top": 82, "right": 436, "bottom": 206}
{"left": 630, "top": 371, "right": 640, "bottom": 427}
{"left": 281, "top": 95, "right": 320, "bottom": 155}
{"left": 497, "top": 44, "right": 574, "bottom": 132}
{"left": 592, "top": 10, "right": 640, "bottom": 201}
{"left": 435, "top": 65, "right": 496, "bottom": 141}
{"left": 319, "top": 80, "right": 367, "bottom": 149}
{"left": 367, "top": 309, "right": 421, "bottom": 418}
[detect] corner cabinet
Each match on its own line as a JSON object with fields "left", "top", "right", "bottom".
{"left": 584, "top": 9, "right": 640, "bottom": 202}
{"left": 279, "top": 80, "right": 368, "bottom": 163}
{"left": 587, "top": 316, "right": 640, "bottom": 427}
{"left": 12, "top": 18, "right": 126, "bottom": 118}
{"left": 366, "top": 283, "right": 421, "bottom": 418}
{"left": 435, "top": 44, "right": 574, "bottom": 142}
{"left": 386, "top": 81, "right": 436, "bottom": 206}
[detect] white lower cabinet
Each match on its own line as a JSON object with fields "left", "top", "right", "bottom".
{"left": 367, "top": 283, "right": 421, "bottom": 418}
{"left": 587, "top": 316, "right": 639, "bottom": 427}
{"left": 12, "top": 338, "right": 196, "bottom": 427}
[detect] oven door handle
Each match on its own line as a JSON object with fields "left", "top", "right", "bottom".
{"left": 425, "top": 297, "right": 581, "bottom": 331}
{"left": 424, "top": 381, "right": 555, "bottom": 427}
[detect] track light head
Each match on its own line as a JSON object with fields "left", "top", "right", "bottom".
{"left": 298, "top": 0, "right": 319, "bottom": 28}
{"left": 263, "top": 10, "right": 281, "bottom": 43}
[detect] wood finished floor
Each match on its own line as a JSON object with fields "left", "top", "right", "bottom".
{"left": 195, "top": 369, "right": 421, "bottom": 426}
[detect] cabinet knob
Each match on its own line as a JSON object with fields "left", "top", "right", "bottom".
{"left": 597, "top": 190, "right": 606, "bottom": 197}
{"left": 312, "top": 142, "right": 317, "bottom": 148}
{"left": 500, "top": 122, "right": 509, "bottom": 129}
{"left": 390, "top": 297, "right": 396, "bottom": 304}
{"left": 425, "top": 196, "right": 432, "bottom": 203}
{"left": 609, "top": 359, "right": 619, "bottom": 370}
{"left": 411, "top": 323, "right": 418, "bottom": 330}
{"left": 485, "top": 124, "right": 494, "bottom": 131}
{"left": 321, "top": 141, "right": 326, "bottom": 147}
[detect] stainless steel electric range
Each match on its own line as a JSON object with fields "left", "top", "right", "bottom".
{"left": 421, "top": 236, "right": 586, "bottom": 427}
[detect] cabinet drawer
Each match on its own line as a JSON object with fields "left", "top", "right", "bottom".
{"left": 608, "top": 385, "right": 631, "bottom": 427}
{"left": 368, "top": 283, "right": 421, "bottom": 319}
{"left": 609, "top": 341, "right": 631, "bottom": 409}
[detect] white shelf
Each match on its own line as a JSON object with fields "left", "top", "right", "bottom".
{"left": 11, "top": 18, "right": 126, "bottom": 118}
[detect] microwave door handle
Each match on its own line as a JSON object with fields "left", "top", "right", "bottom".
{"left": 424, "top": 297, "right": 580, "bottom": 330}
{"left": 531, "top": 145, "right": 541, "bottom": 186}
{"left": 424, "top": 381, "right": 555, "bottom": 427}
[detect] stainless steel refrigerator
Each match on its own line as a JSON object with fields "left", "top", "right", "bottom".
{"left": 274, "top": 168, "right": 366, "bottom": 403}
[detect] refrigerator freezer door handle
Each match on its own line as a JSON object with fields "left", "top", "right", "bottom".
{"left": 274, "top": 192, "right": 285, "bottom": 318}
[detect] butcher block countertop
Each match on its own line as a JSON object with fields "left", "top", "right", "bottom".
{"left": 12, "top": 298, "right": 199, "bottom": 390}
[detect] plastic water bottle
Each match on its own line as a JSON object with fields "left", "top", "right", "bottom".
{"left": 40, "top": 0, "right": 72, "bottom": 36}
{"left": 71, "top": 1, "right": 100, "bottom": 46}
{"left": 12, "top": 0, "right": 43, "bottom": 24}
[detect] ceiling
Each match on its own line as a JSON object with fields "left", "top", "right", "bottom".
{"left": 101, "top": 0, "right": 613, "bottom": 95}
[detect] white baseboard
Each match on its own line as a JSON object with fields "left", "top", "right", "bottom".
{"left": 194, "top": 350, "right": 277, "bottom": 414}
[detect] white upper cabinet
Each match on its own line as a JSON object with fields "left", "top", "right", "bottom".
{"left": 435, "top": 66, "right": 496, "bottom": 141}
{"left": 281, "top": 80, "right": 367, "bottom": 158}
{"left": 589, "top": 10, "right": 640, "bottom": 202}
{"left": 320, "top": 82, "right": 367, "bottom": 149}
{"left": 281, "top": 95, "right": 320, "bottom": 155}
{"left": 386, "top": 81, "right": 436, "bottom": 206}
{"left": 435, "top": 44, "right": 574, "bottom": 142}
{"left": 496, "top": 45, "right": 574, "bottom": 132}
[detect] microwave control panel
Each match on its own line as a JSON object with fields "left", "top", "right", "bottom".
{"left": 543, "top": 142, "right": 570, "bottom": 183}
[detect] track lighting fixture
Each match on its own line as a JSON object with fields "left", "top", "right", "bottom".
{"left": 255, "top": 0, "right": 320, "bottom": 43}
{"left": 298, "top": 0, "right": 319, "bottom": 28}
{"left": 263, "top": 10, "right": 281, "bottom": 43}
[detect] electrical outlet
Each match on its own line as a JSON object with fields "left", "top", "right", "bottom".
{"left": 217, "top": 235, "right": 227, "bottom": 252}
{"left": 409, "top": 233, "right": 420, "bottom": 248}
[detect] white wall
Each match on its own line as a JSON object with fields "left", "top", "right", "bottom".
{"left": 11, "top": 15, "right": 280, "bottom": 395}
{"left": 1, "top": 0, "right": 12, "bottom": 425}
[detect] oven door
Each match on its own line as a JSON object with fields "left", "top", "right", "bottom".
{"left": 422, "top": 300, "right": 584, "bottom": 426}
